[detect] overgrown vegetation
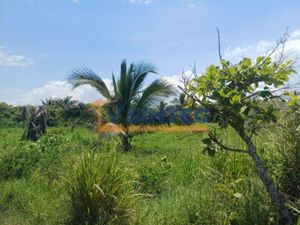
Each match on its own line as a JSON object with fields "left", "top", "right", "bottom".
{"left": 0, "top": 34, "right": 299, "bottom": 224}
{"left": 0, "top": 125, "right": 299, "bottom": 224}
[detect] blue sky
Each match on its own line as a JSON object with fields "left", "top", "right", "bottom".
{"left": 1, "top": 0, "right": 300, "bottom": 105}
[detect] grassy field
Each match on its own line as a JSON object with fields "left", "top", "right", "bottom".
{"left": 0, "top": 126, "right": 299, "bottom": 225}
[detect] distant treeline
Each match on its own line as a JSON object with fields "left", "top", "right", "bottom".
{"left": 0, "top": 99, "right": 208, "bottom": 128}
{"left": 107, "top": 106, "right": 208, "bottom": 125}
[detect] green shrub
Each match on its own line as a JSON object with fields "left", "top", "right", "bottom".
{"left": 138, "top": 156, "right": 171, "bottom": 195}
{"left": 65, "top": 152, "right": 137, "bottom": 225}
{"left": 0, "top": 142, "right": 41, "bottom": 180}
{"left": 0, "top": 134, "right": 68, "bottom": 180}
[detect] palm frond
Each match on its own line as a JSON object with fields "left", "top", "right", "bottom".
{"left": 69, "top": 67, "right": 111, "bottom": 99}
{"left": 136, "top": 79, "right": 176, "bottom": 108}
{"left": 130, "top": 61, "right": 157, "bottom": 97}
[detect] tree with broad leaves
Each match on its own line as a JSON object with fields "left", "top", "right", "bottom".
{"left": 180, "top": 35, "right": 299, "bottom": 224}
{"left": 68, "top": 59, "right": 175, "bottom": 151}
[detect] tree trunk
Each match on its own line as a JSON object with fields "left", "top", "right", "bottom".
{"left": 241, "top": 135, "right": 294, "bottom": 225}
{"left": 122, "top": 133, "right": 131, "bottom": 151}
{"left": 122, "top": 124, "right": 131, "bottom": 152}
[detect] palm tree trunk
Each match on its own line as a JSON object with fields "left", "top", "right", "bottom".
{"left": 122, "top": 123, "right": 131, "bottom": 151}
{"left": 122, "top": 132, "right": 131, "bottom": 151}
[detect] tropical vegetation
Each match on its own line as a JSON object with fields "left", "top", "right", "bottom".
{"left": 0, "top": 37, "right": 299, "bottom": 225}
{"left": 68, "top": 60, "right": 175, "bottom": 151}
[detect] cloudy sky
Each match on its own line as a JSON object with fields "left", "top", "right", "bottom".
{"left": 1, "top": 0, "right": 300, "bottom": 105}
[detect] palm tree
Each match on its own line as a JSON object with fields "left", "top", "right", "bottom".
{"left": 156, "top": 101, "right": 170, "bottom": 125}
{"left": 68, "top": 60, "right": 175, "bottom": 151}
{"left": 22, "top": 106, "right": 47, "bottom": 141}
{"left": 172, "top": 93, "right": 187, "bottom": 109}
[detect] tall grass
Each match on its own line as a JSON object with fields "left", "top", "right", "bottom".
{"left": 0, "top": 126, "right": 299, "bottom": 224}
{"left": 65, "top": 152, "right": 137, "bottom": 225}
{"left": 261, "top": 110, "right": 300, "bottom": 219}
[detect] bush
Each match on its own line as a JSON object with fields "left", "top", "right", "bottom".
{"left": 65, "top": 152, "right": 137, "bottom": 225}
{"left": 0, "top": 142, "right": 41, "bottom": 180}
{"left": 0, "top": 134, "right": 68, "bottom": 180}
{"left": 138, "top": 156, "right": 171, "bottom": 195}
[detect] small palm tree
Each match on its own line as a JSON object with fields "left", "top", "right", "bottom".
{"left": 68, "top": 60, "right": 175, "bottom": 151}
{"left": 22, "top": 106, "right": 47, "bottom": 141}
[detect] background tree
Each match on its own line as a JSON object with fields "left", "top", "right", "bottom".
{"left": 180, "top": 37, "right": 298, "bottom": 224}
{"left": 20, "top": 106, "right": 28, "bottom": 128}
{"left": 172, "top": 93, "right": 188, "bottom": 109}
{"left": 42, "top": 97, "right": 98, "bottom": 130}
{"left": 69, "top": 60, "right": 175, "bottom": 151}
{"left": 22, "top": 106, "right": 47, "bottom": 141}
{"left": 157, "top": 101, "right": 170, "bottom": 125}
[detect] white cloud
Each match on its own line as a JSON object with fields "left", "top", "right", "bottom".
{"left": 285, "top": 36, "right": 300, "bottom": 53}
{"left": 223, "top": 30, "right": 300, "bottom": 92}
{"left": 0, "top": 48, "right": 34, "bottom": 67}
{"left": 128, "top": 0, "right": 152, "bottom": 5}
{"left": 1, "top": 79, "right": 113, "bottom": 106}
{"left": 1, "top": 72, "right": 193, "bottom": 106}
{"left": 162, "top": 70, "right": 194, "bottom": 90}
{"left": 102, "top": 78, "right": 113, "bottom": 92}
{"left": 21, "top": 75, "right": 180, "bottom": 106}
{"left": 224, "top": 46, "right": 252, "bottom": 59}
{"left": 21, "top": 81, "right": 96, "bottom": 105}
{"left": 186, "top": 0, "right": 196, "bottom": 8}
{"left": 255, "top": 40, "right": 273, "bottom": 53}
{"left": 224, "top": 29, "right": 300, "bottom": 61}
{"left": 72, "top": 0, "right": 80, "bottom": 4}
{"left": 290, "top": 29, "right": 300, "bottom": 38}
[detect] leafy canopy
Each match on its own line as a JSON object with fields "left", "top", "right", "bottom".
{"left": 188, "top": 57, "right": 297, "bottom": 132}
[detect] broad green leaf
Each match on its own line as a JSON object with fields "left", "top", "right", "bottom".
{"left": 230, "top": 95, "right": 241, "bottom": 104}
{"left": 202, "top": 138, "right": 212, "bottom": 145}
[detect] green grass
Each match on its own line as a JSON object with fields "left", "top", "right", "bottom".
{"left": 65, "top": 152, "right": 137, "bottom": 225}
{"left": 0, "top": 126, "right": 299, "bottom": 224}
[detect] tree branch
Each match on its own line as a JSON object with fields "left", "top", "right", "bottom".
{"left": 216, "top": 26, "right": 223, "bottom": 61}
{"left": 209, "top": 132, "right": 249, "bottom": 154}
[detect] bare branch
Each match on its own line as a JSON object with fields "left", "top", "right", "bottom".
{"left": 241, "top": 86, "right": 289, "bottom": 102}
{"left": 209, "top": 132, "right": 249, "bottom": 154}
{"left": 216, "top": 26, "right": 223, "bottom": 61}
{"left": 257, "top": 32, "right": 289, "bottom": 68}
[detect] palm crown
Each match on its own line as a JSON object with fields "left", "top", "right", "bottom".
{"left": 68, "top": 59, "right": 175, "bottom": 150}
